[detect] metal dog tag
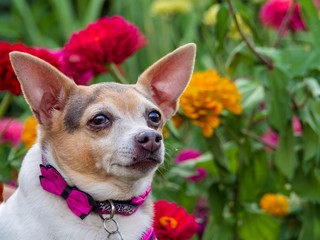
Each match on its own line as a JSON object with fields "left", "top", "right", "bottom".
{"left": 103, "top": 218, "right": 123, "bottom": 240}
{"left": 100, "top": 200, "right": 123, "bottom": 240}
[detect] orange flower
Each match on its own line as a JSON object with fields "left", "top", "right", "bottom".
{"left": 180, "top": 70, "right": 242, "bottom": 137}
{"left": 22, "top": 116, "right": 38, "bottom": 149}
{"left": 260, "top": 193, "right": 289, "bottom": 217}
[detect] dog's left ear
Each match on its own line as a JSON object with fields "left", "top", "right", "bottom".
{"left": 10, "top": 52, "right": 76, "bottom": 125}
{"left": 137, "top": 43, "right": 196, "bottom": 119}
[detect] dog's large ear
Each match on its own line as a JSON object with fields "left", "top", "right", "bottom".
{"left": 10, "top": 52, "right": 76, "bottom": 125}
{"left": 137, "top": 43, "right": 196, "bottom": 119}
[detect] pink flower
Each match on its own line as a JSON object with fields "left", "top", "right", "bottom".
{"left": 61, "top": 16, "right": 146, "bottom": 85}
{"left": 262, "top": 129, "right": 279, "bottom": 151}
{"left": 259, "top": 0, "right": 306, "bottom": 33}
{"left": 292, "top": 115, "right": 302, "bottom": 136}
{"left": 0, "top": 118, "right": 23, "bottom": 146}
{"left": 175, "top": 149, "right": 207, "bottom": 182}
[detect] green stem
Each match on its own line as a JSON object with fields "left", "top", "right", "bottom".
{"left": 0, "top": 92, "right": 13, "bottom": 118}
{"left": 241, "top": 129, "right": 277, "bottom": 150}
{"left": 226, "top": 0, "right": 273, "bottom": 70}
{"left": 106, "top": 63, "right": 129, "bottom": 84}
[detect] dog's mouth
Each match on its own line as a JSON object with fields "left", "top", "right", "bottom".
{"left": 115, "top": 155, "right": 162, "bottom": 172}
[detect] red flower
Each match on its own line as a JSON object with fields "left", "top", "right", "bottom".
{"left": 154, "top": 200, "right": 199, "bottom": 240}
{"left": 0, "top": 42, "right": 61, "bottom": 95}
{"left": 259, "top": 0, "right": 306, "bottom": 33}
{"left": 61, "top": 16, "right": 146, "bottom": 85}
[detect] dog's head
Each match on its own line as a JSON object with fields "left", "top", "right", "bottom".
{"left": 10, "top": 44, "right": 196, "bottom": 199}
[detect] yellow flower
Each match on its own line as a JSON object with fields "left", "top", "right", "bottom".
{"left": 203, "top": 4, "right": 220, "bottom": 26}
{"left": 151, "top": 0, "right": 192, "bottom": 16}
{"left": 22, "top": 116, "right": 38, "bottom": 149}
{"left": 159, "top": 216, "right": 178, "bottom": 229}
{"left": 229, "top": 14, "right": 252, "bottom": 40}
{"left": 180, "top": 70, "right": 242, "bottom": 137}
{"left": 260, "top": 193, "right": 289, "bottom": 217}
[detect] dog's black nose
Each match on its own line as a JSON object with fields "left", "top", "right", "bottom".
{"left": 135, "top": 131, "right": 162, "bottom": 152}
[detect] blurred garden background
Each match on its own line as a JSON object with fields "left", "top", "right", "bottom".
{"left": 1, "top": 0, "right": 320, "bottom": 239}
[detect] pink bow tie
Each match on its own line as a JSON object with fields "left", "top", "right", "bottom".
{"left": 39, "top": 164, "right": 152, "bottom": 219}
{"left": 40, "top": 165, "right": 94, "bottom": 219}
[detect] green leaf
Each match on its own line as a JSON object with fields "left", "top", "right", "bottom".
{"left": 257, "top": 47, "right": 320, "bottom": 78}
{"left": 301, "top": 100, "right": 320, "bottom": 135}
{"left": 303, "top": 124, "right": 320, "bottom": 172}
{"left": 202, "top": 218, "right": 233, "bottom": 240}
{"left": 216, "top": 4, "right": 230, "bottom": 51}
{"left": 266, "top": 68, "right": 291, "bottom": 131}
{"left": 208, "top": 183, "right": 227, "bottom": 223}
{"left": 299, "top": 203, "right": 320, "bottom": 240}
{"left": 240, "top": 150, "right": 269, "bottom": 201}
{"left": 82, "top": 0, "right": 105, "bottom": 26}
{"left": 304, "top": 78, "right": 320, "bottom": 100}
{"left": 300, "top": 0, "right": 320, "bottom": 46}
{"left": 49, "top": 0, "right": 79, "bottom": 40}
{"left": 275, "top": 122, "right": 297, "bottom": 180}
{"left": 239, "top": 211, "right": 280, "bottom": 240}
{"left": 206, "top": 133, "right": 230, "bottom": 172}
{"left": 293, "top": 169, "right": 320, "bottom": 203}
{"left": 12, "top": 0, "right": 44, "bottom": 46}
{"left": 236, "top": 78, "right": 264, "bottom": 113}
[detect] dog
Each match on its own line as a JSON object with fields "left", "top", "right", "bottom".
{"left": 0, "top": 43, "right": 196, "bottom": 239}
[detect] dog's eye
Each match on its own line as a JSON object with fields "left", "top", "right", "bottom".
{"left": 89, "top": 114, "right": 110, "bottom": 127}
{"left": 148, "top": 111, "right": 161, "bottom": 124}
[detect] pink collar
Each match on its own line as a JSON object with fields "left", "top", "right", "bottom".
{"left": 39, "top": 164, "right": 151, "bottom": 219}
{"left": 39, "top": 163, "right": 156, "bottom": 239}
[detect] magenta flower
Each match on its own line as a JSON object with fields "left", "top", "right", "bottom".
{"left": 0, "top": 118, "right": 23, "bottom": 146}
{"left": 175, "top": 149, "right": 207, "bottom": 182}
{"left": 61, "top": 16, "right": 146, "bottom": 85}
{"left": 261, "top": 129, "right": 279, "bottom": 151}
{"left": 292, "top": 116, "right": 302, "bottom": 136}
{"left": 259, "top": 0, "right": 306, "bottom": 34}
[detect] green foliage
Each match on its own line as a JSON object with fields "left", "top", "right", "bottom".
{"left": 1, "top": 0, "right": 320, "bottom": 239}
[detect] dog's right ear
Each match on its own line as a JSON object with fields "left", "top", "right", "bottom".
{"left": 10, "top": 52, "right": 76, "bottom": 125}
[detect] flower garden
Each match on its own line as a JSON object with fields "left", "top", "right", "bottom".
{"left": 1, "top": 0, "right": 320, "bottom": 239}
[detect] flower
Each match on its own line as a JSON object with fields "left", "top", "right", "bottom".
{"left": 22, "top": 116, "right": 38, "bottom": 149}
{"left": 259, "top": 0, "right": 306, "bottom": 33}
{"left": 193, "top": 198, "right": 209, "bottom": 238}
{"left": 0, "top": 41, "right": 61, "bottom": 95}
{"left": 175, "top": 148, "right": 207, "bottom": 182}
{"left": 61, "top": 16, "right": 146, "bottom": 85}
{"left": 0, "top": 118, "right": 23, "bottom": 146}
{"left": 262, "top": 117, "right": 302, "bottom": 150}
{"left": 153, "top": 200, "right": 199, "bottom": 240}
{"left": 180, "top": 70, "right": 242, "bottom": 137}
{"left": 203, "top": 4, "right": 220, "bottom": 26}
{"left": 261, "top": 129, "right": 279, "bottom": 151}
{"left": 292, "top": 115, "right": 302, "bottom": 136}
{"left": 151, "top": 0, "right": 192, "bottom": 16}
{"left": 260, "top": 193, "right": 289, "bottom": 217}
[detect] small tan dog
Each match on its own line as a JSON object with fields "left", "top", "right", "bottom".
{"left": 0, "top": 44, "right": 196, "bottom": 239}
